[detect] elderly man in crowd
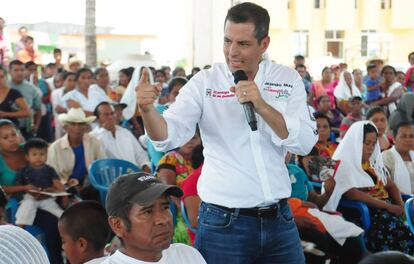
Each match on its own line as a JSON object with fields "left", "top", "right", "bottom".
{"left": 91, "top": 101, "right": 151, "bottom": 172}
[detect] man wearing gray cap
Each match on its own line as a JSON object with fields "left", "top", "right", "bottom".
{"left": 103, "top": 173, "right": 206, "bottom": 264}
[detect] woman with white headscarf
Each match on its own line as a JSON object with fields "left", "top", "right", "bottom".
{"left": 0, "top": 225, "right": 49, "bottom": 264}
{"left": 323, "top": 120, "right": 414, "bottom": 254}
{"left": 334, "top": 71, "right": 361, "bottom": 114}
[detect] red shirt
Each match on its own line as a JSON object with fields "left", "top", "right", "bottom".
{"left": 181, "top": 165, "right": 202, "bottom": 244}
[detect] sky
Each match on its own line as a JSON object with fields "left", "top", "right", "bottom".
{"left": 3, "top": 0, "right": 190, "bottom": 64}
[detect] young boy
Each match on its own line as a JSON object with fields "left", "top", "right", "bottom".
{"left": 364, "top": 64, "right": 381, "bottom": 103}
{"left": 15, "top": 138, "right": 66, "bottom": 226}
{"left": 58, "top": 201, "right": 111, "bottom": 264}
{"left": 339, "top": 96, "right": 363, "bottom": 138}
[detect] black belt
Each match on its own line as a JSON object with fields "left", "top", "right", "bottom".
{"left": 212, "top": 199, "right": 287, "bottom": 218}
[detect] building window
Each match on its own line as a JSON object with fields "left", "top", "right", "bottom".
{"left": 314, "top": 0, "right": 320, "bottom": 8}
{"left": 381, "top": 0, "right": 386, "bottom": 9}
{"left": 355, "top": 0, "right": 358, "bottom": 9}
{"left": 361, "top": 30, "right": 379, "bottom": 57}
{"left": 325, "top": 30, "right": 345, "bottom": 58}
{"left": 389, "top": 0, "right": 392, "bottom": 8}
{"left": 293, "top": 30, "right": 309, "bottom": 57}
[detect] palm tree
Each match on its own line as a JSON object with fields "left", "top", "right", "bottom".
{"left": 85, "top": 0, "right": 97, "bottom": 67}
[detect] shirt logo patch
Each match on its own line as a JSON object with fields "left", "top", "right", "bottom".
{"left": 263, "top": 86, "right": 291, "bottom": 99}
{"left": 205, "top": 89, "right": 235, "bottom": 99}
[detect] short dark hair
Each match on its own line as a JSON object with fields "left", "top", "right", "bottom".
{"left": 119, "top": 68, "right": 133, "bottom": 79}
{"left": 363, "top": 123, "right": 378, "bottom": 142}
{"left": 0, "top": 119, "right": 15, "bottom": 130}
{"left": 366, "top": 107, "right": 386, "bottom": 120}
{"left": 23, "top": 138, "right": 48, "bottom": 154}
{"left": 396, "top": 71, "right": 405, "bottom": 76}
{"left": 392, "top": 121, "right": 413, "bottom": 138}
{"left": 313, "top": 112, "right": 331, "bottom": 127}
{"left": 94, "top": 67, "right": 107, "bottom": 79}
{"left": 63, "top": 71, "right": 76, "bottom": 81}
{"left": 111, "top": 202, "right": 133, "bottom": 232}
{"left": 93, "top": 101, "right": 112, "bottom": 118}
{"left": 168, "top": 77, "right": 187, "bottom": 93}
{"left": 225, "top": 2, "right": 270, "bottom": 42}
{"left": 317, "top": 95, "right": 329, "bottom": 105}
{"left": 59, "top": 201, "right": 111, "bottom": 252}
{"left": 45, "top": 63, "right": 56, "bottom": 69}
{"left": 9, "top": 60, "right": 24, "bottom": 70}
{"left": 367, "top": 64, "right": 377, "bottom": 72}
{"left": 408, "top": 51, "right": 414, "bottom": 61}
{"left": 75, "top": 68, "right": 93, "bottom": 81}
{"left": 18, "top": 26, "right": 27, "bottom": 32}
{"left": 381, "top": 65, "right": 396, "bottom": 76}
{"left": 155, "top": 69, "right": 166, "bottom": 78}
{"left": 24, "top": 36, "right": 34, "bottom": 42}
{"left": 53, "top": 48, "right": 62, "bottom": 54}
{"left": 295, "top": 64, "right": 306, "bottom": 71}
{"left": 25, "top": 61, "right": 37, "bottom": 69}
{"left": 294, "top": 55, "right": 305, "bottom": 61}
{"left": 321, "top": 66, "right": 330, "bottom": 75}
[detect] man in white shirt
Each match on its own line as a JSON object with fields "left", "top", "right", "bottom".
{"left": 104, "top": 173, "right": 206, "bottom": 264}
{"left": 91, "top": 102, "right": 151, "bottom": 173}
{"left": 136, "top": 2, "right": 317, "bottom": 263}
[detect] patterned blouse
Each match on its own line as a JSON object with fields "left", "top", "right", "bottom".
{"left": 360, "top": 162, "right": 389, "bottom": 200}
{"left": 156, "top": 150, "right": 193, "bottom": 188}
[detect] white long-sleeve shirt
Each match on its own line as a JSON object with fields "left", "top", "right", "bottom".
{"left": 151, "top": 60, "right": 318, "bottom": 208}
{"left": 91, "top": 125, "right": 151, "bottom": 169}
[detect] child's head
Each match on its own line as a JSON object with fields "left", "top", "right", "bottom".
{"left": 366, "top": 64, "right": 378, "bottom": 79}
{"left": 348, "top": 96, "right": 362, "bottom": 115}
{"left": 23, "top": 138, "right": 48, "bottom": 168}
{"left": 58, "top": 201, "right": 111, "bottom": 264}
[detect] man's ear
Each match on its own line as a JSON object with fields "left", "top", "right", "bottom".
{"left": 108, "top": 216, "right": 125, "bottom": 239}
{"left": 259, "top": 36, "right": 270, "bottom": 53}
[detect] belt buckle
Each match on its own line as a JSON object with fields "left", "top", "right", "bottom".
{"left": 257, "top": 206, "right": 272, "bottom": 217}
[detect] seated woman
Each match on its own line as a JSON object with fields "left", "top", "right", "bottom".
{"left": 366, "top": 107, "right": 393, "bottom": 151}
{"left": 382, "top": 121, "right": 414, "bottom": 194}
{"left": 300, "top": 113, "right": 337, "bottom": 182}
{"left": 157, "top": 132, "right": 201, "bottom": 188}
{"left": 156, "top": 132, "right": 201, "bottom": 245}
{"left": 287, "top": 153, "right": 364, "bottom": 264}
{"left": 0, "top": 119, "right": 63, "bottom": 263}
{"left": 323, "top": 121, "right": 414, "bottom": 254}
{"left": 334, "top": 71, "right": 362, "bottom": 114}
{"left": 314, "top": 96, "right": 343, "bottom": 138}
{"left": 47, "top": 108, "right": 105, "bottom": 199}
{"left": 181, "top": 144, "right": 204, "bottom": 245}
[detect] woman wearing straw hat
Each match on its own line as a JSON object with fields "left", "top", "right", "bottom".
{"left": 47, "top": 108, "right": 105, "bottom": 197}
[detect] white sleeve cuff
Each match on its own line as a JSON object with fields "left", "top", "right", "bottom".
{"left": 271, "top": 116, "right": 300, "bottom": 147}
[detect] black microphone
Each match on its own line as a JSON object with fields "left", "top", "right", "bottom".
{"left": 233, "top": 70, "right": 258, "bottom": 131}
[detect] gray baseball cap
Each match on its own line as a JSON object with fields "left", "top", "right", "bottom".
{"left": 105, "top": 172, "right": 183, "bottom": 215}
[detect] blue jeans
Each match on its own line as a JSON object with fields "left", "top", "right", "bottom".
{"left": 195, "top": 200, "right": 305, "bottom": 264}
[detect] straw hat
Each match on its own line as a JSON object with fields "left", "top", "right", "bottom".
{"left": 58, "top": 108, "right": 96, "bottom": 124}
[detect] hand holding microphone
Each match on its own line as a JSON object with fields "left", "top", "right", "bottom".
{"left": 231, "top": 70, "right": 262, "bottom": 131}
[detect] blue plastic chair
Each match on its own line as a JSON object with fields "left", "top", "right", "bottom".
{"left": 405, "top": 197, "right": 414, "bottom": 234}
{"left": 402, "top": 194, "right": 413, "bottom": 202}
{"left": 88, "top": 159, "right": 141, "bottom": 205}
{"left": 338, "top": 199, "right": 371, "bottom": 233}
{"left": 180, "top": 200, "right": 197, "bottom": 234}
{"left": 5, "top": 197, "right": 49, "bottom": 257}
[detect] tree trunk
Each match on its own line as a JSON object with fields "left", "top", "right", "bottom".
{"left": 85, "top": 0, "right": 97, "bottom": 67}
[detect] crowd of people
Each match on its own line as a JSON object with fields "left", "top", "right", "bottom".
{"left": 1, "top": 2, "right": 414, "bottom": 264}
